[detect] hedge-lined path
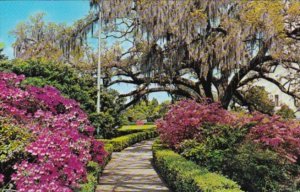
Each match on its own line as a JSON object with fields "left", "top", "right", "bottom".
{"left": 96, "top": 140, "right": 170, "bottom": 192}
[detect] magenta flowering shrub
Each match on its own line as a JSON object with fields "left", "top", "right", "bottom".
{"left": 156, "top": 100, "right": 236, "bottom": 147}
{"left": 0, "top": 72, "right": 107, "bottom": 191}
{"left": 249, "top": 113, "right": 300, "bottom": 163}
{"left": 157, "top": 99, "right": 300, "bottom": 163}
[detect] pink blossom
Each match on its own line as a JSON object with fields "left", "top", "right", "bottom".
{"left": 0, "top": 72, "right": 107, "bottom": 191}
{"left": 0, "top": 174, "right": 4, "bottom": 185}
{"left": 156, "top": 99, "right": 236, "bottom": 147}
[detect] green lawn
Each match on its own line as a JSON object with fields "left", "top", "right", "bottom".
{"left": 119, "top": 125, "right": 156, "bottom": 130}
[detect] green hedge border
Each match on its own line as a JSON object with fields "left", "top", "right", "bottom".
{"left": 100, "top": 130, "right": 158, "bottom": 152}
{"left": 152, "top": 140, "right": 243, "bottom": 192}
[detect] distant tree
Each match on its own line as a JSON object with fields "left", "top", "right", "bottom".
{"left": 124, "top": 99, "right": 170, "bottom": 122}
{"left": 276, "top": 104, "right": 295, "bottom": 119}
{"left": 11, "top": 13, "right": 97, "bottom": 72}
{"left": 0, "top": 49, "right": 7, "bottom": 60}
{"left": 243, "top": 86, "right": 275, "bottom": 115}
{"left": 0, "top": 42, "right": 7, "bottom": 60}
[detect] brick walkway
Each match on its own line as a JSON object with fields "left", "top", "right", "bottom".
{"left": 96, "top": 140, "right": 170, "bottom": 192}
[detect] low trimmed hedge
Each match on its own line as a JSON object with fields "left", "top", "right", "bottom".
{"left": 100, "top": 130, "right": 157, "bottom": 152}
{"left": 152, "top": 140, "right": 243, "bottom": 192}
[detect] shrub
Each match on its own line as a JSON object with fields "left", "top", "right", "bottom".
{"left": 0, "top": 118, "right": 32, "bottom": 186}
{"left": 156, "top": 99, "right": 236, "bottom": 147}
{"left": 0, "top": 59, "right": 125, "bottom": 138}
{"left": 152, "top": 140, "right": 242, "bottom": 192}
{"left": 179, "top": 124, "right": 300, "bottom": 191}
{"left": 158, "top": 100, "right": 300, "bottom": 191}
{"left": 230, "top": 142, "right": 299, "bottom": 192}
{"left": 0, "top": 72, "right": 107, "bottom": 191}
{"left": 248, "top": 113, "right": 300, "bottom": 163}
{"left": 100, "top": 130, "right": 157, "bottom": 152}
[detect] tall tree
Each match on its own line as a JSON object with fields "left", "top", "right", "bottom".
{"left": 11, "top": 13, "right": 97, "bottom": 72}
{"left": 73, "top": 0, "right": 300, "bottom": 110}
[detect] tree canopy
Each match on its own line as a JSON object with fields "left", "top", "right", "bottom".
{"left": 76, "top": 0, "right": 300, "bottom": 109}
{"left": 10, "top": 0, "right": 300, "bottom": 111}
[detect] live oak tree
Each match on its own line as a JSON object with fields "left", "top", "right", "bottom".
{"left": 73, "top": 0, "right": 300, "bottom": 110}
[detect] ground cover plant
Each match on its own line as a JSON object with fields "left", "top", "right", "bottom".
{"left": 0, "top": 72, "right": 107, "bottom": 191}
{"left": 156, "top": 99, "right": 300, "bottom": 192}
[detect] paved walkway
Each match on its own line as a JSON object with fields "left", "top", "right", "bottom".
{"left": 96, "top": 140, "right": 170, "bottom": 192}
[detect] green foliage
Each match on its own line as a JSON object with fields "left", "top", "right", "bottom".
{"left": 178, "top": 124, "right": 300, "bottom": 192}
{"left": 179, "top": 124, "right": 249, "bottom": 171}
{"left": 124, "top": 99, "right": 170, "bottom": 122}
{"left": 100, "top": 130, "right": 157, "bottom": 152}
{"left": 0, "top": 48, "right": 7, "bottom": 61}
{"left": 104, "top": 143, "right": 114, "bottom": 155}
{"left": 89, "top": 89, "right": 125, "bottom": 138}
{"left": 244, "top": 86, "right": 275, "bottom": 115}
{"left": 79, "top": 161, "right": 101, "bottom": 192}
{"left": 152, "top": 140, "right": 242, "bottom": 192}
{"left": 0, "top": 59, "right": 125, "bottom": 138}
{"left": 276, "top": 104, "right": 295, "bottom": 119}
{"left": 0, "top": 118, "right": 31, "bottom": 164}
{"left": 0, "top": 118, "right": 32, "bottom": 184}
{"left": 79, "top": 145, "right": 113, "bottom": 192}
{"left": 230, "top": 143, "right": 299, "bottom": 192}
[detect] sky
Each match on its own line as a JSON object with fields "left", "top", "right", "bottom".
{"left": 0, "top": 0, "right": 170, "bottom": 103}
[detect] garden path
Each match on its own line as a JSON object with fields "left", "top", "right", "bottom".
{"left": 96, "top": 140, "right": 170, "bottom": 192}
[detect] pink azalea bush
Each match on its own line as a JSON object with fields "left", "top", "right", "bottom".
{"left": 157, "top": 99, "right": 300, "bottom": 163}
{"left": 249, "top": 113, "right": 300, "bottom": 163}
{"left": 0, "top": 72, "right": 107, "bottom": 191}
{"left": 156, "top": 100, "right": 236, "bottom": 147}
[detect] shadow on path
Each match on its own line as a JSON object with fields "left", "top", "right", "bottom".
{"left": 96, "top": 140, "right": 170, "bottom": 192}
